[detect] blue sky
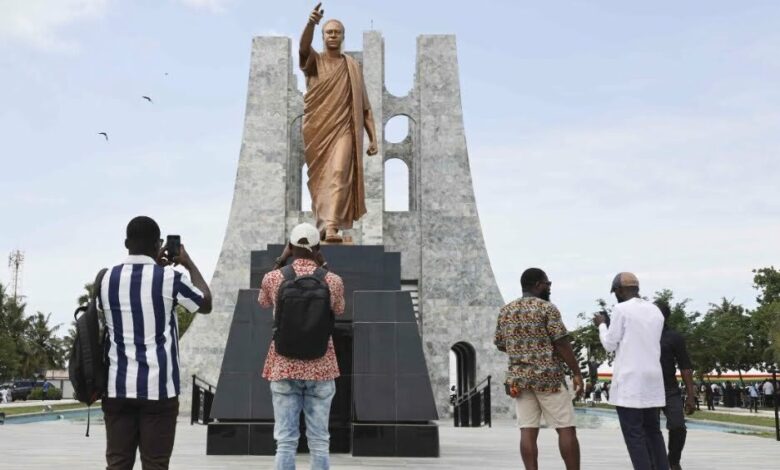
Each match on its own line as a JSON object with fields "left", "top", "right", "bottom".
{"left": 2, "top": 0, "right": 780, "bottom": 334}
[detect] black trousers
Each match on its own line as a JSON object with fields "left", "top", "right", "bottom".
{"left": 661, "top": 391, "right": 687, "bottom": 466}
{"left": 616, "top": 406, "right": 669, "bottom": 470}
{"left": 102, "top": 396, "right": 179, "bottom": 470}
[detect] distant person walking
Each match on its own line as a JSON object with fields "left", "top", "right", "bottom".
{"left": 704, "top": 383, "right": 715, "bottom": 410}
{"left": 747, "top": 384, "right": 760, "bottom": 412}
{"left": 259, "top": 223, "right": 345, "bottom": 470}
{"left": 655, "top": 301, "right": 696, "bottom": 470}
{"left": 495, "top": 268, "right": 584, "bottom": 470}
{"left": 594, "top": 273, "right": 668, "bottom": 470}
{"left": 100, "top": 216, "right": 212, "bottom": 470}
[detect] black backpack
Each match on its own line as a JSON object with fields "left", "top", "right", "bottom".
{"left": 273, "top": 265, "right": 334, "bottom": 360}
{"left": 68, "top": 268, "right": 108, "bottom": 436}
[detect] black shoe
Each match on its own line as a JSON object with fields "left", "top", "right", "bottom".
{"left": 670, "top": 464, "right": 682, "bottom": 470}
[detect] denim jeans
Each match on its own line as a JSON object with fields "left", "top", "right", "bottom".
{"left": 616, "top": 406, "right": 669, "bottom": 470}
{"left": 271, "top": 379, "right": 336, "bottom": 470}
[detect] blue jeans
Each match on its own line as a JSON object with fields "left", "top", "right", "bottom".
{"left": 616, "top": 406, "right": 669, "bottom": 470}
{"left": 271, "top": 379, "right": 336, "bottom": 470}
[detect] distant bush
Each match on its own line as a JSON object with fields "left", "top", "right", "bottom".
{"left": 28, "top": 387, "right": 62, "bottom": 400}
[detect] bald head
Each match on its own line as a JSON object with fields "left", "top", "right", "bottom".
{"left": 322, "top": 19, "right": 345, "bottom": 51}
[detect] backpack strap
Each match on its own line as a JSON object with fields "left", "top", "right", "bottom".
{"left": 93, "top": 268, "right": 108, "bottom": 300}
{"left": 93, "top": 268, "right": 109, "bottom": 326}
{"left": 280, "top": 265, "right": 296, "bottom": 282}
{"left": 312, "top": 267, "right": 328, "bottom": 282}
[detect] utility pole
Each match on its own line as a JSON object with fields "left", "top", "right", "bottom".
{"left": 8, "top": 249, "right": 24, "bottom": 303}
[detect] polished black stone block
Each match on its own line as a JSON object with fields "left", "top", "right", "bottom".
{"left": 353, "top": 375, "right": 396, "bottom": 421}
{"left": 352, "top": 423, "right": 439, "bottom": 457}
{"left": 352, "top": 323, "right": 395, "bottom": 375}
{"left": 251, "top": 245, "right": 401, "bottom": 321}
{"left": 246, "top": 421, "right": 351, "bottom": 455}
{"left": 207, "top": 423, "right": 249, "bottom": 455}
{"left": 353, "top": 290, "right": 438, "bottom": 423}
{"left": 210, "top": 289, "right": 274, "bottom": 421}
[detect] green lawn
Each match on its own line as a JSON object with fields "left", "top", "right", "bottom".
{"left": 0, "top": 402, "right": 91, "bottom": 416}
{"left": 578, "top": 403, "right": 778, "bottom": 428}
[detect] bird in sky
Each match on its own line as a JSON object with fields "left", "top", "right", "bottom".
{"left": 98, "top": 132, "right": 108, "bottom": 141}
{"left": 142, "top": 95, "right": 153, "bottom": 103}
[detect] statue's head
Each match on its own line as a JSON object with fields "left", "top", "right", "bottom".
{"left": 322, "top": 19, "right": 345, "bottom": 51}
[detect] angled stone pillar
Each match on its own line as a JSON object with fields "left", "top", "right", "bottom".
{"left": 178, "top": 37, "right": 292, "bottom": 408}
{"left": 415, "top": 35, "right": 509, "bottom": 418}
{"left": 360, "top": 31, "right": 385, "bottom": 246}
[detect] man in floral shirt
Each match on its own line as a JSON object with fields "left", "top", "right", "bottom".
{"left": 495, "top": 267, "right": 584, "bottom": 470}
{"left": 259, "top": 223, "right": 345, "bottom": 470}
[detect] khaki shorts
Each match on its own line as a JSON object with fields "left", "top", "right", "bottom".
{"left": 515, "top": 388, "right": 576, "bottom": 429}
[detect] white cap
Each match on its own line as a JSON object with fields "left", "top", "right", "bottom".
{"left": 289, "top": 223, "right": 320, "bottom": 252}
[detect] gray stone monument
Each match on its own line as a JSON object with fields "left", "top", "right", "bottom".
{"left": 179, "top": 31, "right": 511, "bottom": 418}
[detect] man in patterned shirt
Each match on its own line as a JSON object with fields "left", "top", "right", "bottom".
{"left": 259, "top": 222, "right": 345, "bottom": 470}
{"left": 495, "top": 267, "right": 584, "bottom": 470}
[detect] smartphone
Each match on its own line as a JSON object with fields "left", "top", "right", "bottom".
{"left": 166, "top": 235, "right": 181, "bottom": 261}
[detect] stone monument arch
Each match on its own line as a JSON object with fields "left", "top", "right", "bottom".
{"left": 179, "top": 31, "right": 511, "bottom": 419}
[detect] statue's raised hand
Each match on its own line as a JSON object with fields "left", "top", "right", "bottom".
{"left": 309, "top": 2, "right": 324, "bottom": 25}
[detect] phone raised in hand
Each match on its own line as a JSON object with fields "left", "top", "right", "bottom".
{"left": 166, "top": 235, "right": 181, "bottom": 261}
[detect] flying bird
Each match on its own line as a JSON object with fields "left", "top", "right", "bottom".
{"left": 98, "top": 132, "right": 108, "bottom": 141}
{"left": 142, "top": 95, "right": 153, "bottom": 103}
{"left": 164, "top": 72, "right": 168, "bottom": 76}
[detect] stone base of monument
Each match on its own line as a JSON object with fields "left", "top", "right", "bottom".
{"left": 207, "top": 245, "right": 439, "bottom": 458}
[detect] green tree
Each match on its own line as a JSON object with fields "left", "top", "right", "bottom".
{"left": 750, "top": 267, "right": 780, "bottom": 369}
{"left": 0, "top": 285, "right": 33, "bottom": 379}
{"left": 177, "top": 305, "right": 195, "bottom": 336}
{"left": 25, "top": 312, "right": 66, "bottom": 373}
{"left": 752, "top": 266, "right": 780, "bottom": 305}
{"left": 570, "top": 299, "right": 613, "bottom": 381}
{"left": 702, "top": 299, "right": 755, "bottom": 383}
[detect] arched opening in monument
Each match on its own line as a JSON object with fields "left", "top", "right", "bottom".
{"left": 301, "top": 164, "right": 312, "bottom": 212}
{"left": 449, "top": 341, "right": 477, "bottom": 400}
{"left": 384, "top": 115, "right": 409, "bottom": 143}
{"left": 384, "top": 158, "right": 409, "bottom": 212}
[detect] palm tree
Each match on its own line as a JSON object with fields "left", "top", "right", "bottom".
{"left": 24, "top": 312, "right": 66, "bottom": 376}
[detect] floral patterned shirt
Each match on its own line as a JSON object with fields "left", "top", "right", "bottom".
{"left": 494, "top": 296, "right": 569, "bottom": 392}
{"left": 259, "top": 258, "right": 345, "bottom": 381}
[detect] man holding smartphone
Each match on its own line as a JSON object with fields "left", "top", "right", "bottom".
{"left": 99, "top": 216, "right": 212, "bottom": 470}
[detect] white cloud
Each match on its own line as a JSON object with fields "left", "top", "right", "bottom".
{"left": 174, "top": 0, "right": 233, "bottom": 13}
{"left": 0, "top": 0, "right": 109, "bottom": 52}
{"left": 469, "top": 110, "right": 780, "bottom": 326}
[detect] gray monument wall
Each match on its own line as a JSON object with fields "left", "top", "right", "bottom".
{"left": 180, "top": 32, "right": 511, "bottom": 418}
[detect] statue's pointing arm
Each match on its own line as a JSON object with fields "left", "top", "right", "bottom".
{"left": 300, "top": 3, "right": 323, "bottom": 73}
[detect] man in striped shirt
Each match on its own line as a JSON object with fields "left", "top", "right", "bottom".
{"left": 99, "top": 216, "right": 212, "bottom": 470}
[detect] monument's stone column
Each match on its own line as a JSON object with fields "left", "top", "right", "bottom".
{"left": 178, "top": 37, "right": 292, "bottom": 408}
{"left": 360, "top": 31, "right": 385, "bottom": 246}
{"left": 415, "top": 35, "right": 510, "bottom": 417}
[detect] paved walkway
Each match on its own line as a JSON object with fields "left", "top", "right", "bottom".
{"left": 1, "top": 418, "right": 778, "bottom": 469}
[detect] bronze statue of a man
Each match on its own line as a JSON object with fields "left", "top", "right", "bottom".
{"left": 300, "top": 3, "right": 378, "bottom": 243}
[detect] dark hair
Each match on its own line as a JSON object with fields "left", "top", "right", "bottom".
{"left": 654, "top": 300, "right": 671, "bottom": 320}
{"left": 126, "top": 216, "right": 160, "bottom": 252}
{"left": 521, "top": 268, "right": 547, "bottom": 290}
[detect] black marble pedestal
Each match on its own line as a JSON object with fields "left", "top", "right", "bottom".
{"left": 206, "top": 245, "right": 439, "bottom": 458}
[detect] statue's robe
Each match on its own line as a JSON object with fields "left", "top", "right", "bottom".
{"left": 301, "top": 48, "right": 371, "bottom": 232}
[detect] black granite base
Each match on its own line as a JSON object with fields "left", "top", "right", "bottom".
{"left": 352, "top": 422, "right": 439, "bottom": 457}
{"left": 207, "top": 422, "right": 352, "bottom": 456}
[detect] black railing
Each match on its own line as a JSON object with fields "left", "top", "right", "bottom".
{"left": 453, "top": 375, "right": 491, "bottom": 428}
{"left": 191, "top": 375, "right": 216, "bottom": 425}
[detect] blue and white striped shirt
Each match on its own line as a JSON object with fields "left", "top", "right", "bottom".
{"left": 98, "top": 255, "right": 204, "bottom": 400}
